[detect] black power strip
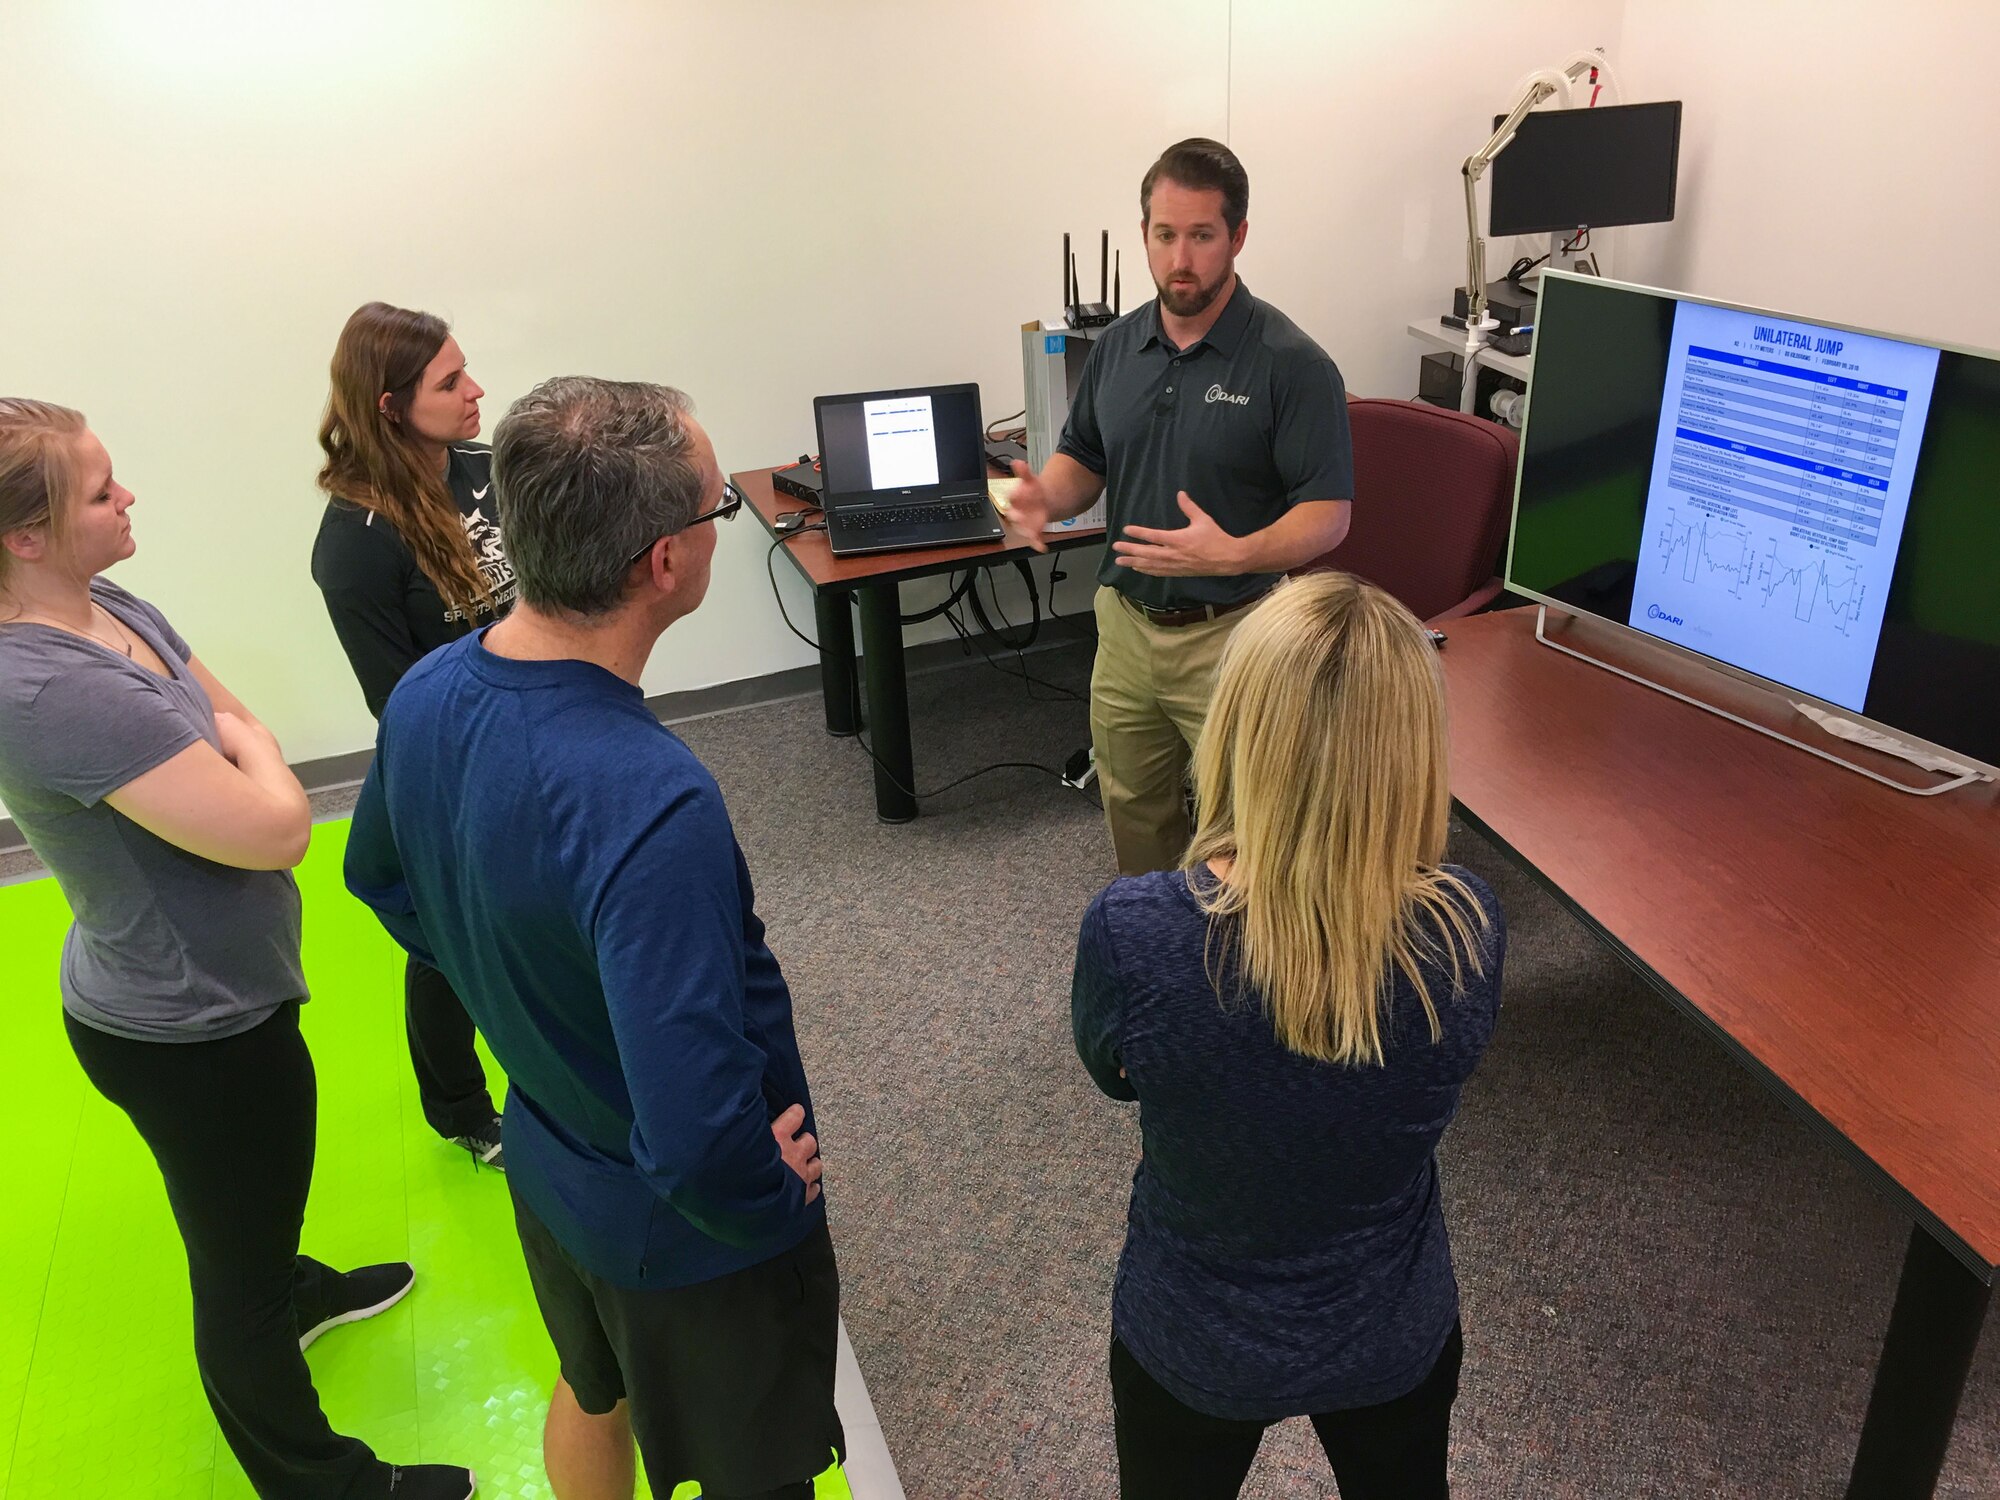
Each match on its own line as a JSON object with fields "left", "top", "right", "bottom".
{"left": 773, "top": 457, "right": 823, "bottom": 505}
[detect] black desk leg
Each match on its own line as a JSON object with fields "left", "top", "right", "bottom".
{"left": 855, "top": 581, "right": 917, "bottom": 823}
{"left": 814, "top": 590, "right": 861, "bottom": 736}
{"left": 1845, "top": 1224, "right": 1992, "bottom": 1499}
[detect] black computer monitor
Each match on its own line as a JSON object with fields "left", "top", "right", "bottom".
{"left": 1488, "top": 101, "right": 1682, "bottom": 237}
{"left": 1507, "top": 271, "right": 2000, "bottom": 774}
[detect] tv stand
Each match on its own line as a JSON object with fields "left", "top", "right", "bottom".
{"left": 1533, "top": 607, "right": 1990, "bottom": 798}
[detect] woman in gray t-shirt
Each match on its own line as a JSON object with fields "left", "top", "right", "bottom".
{"left": 0, "top": 399, "right": 474, "bottom": 1500}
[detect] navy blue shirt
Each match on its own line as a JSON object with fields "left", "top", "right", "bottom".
{"left": 1072, "top": 865, "right": 1504, "bottom": 1420}
{"left": 1056, "top": 279, "right": 1354, "bottom": 611}
{"left": 345, "top": 630, "right": 823, "bottom": 1289}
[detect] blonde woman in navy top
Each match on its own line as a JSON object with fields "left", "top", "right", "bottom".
{"left": 1073, "top": 571, "right": 1506, "bottom": 1499}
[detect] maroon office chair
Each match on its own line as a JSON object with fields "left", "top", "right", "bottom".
{"left": 1294, "top": 397, "right": 1518, "bottom": 625}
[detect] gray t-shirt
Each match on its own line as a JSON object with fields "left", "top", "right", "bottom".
{"left": 0, "top": 579, "right": 306, "bottom": 1041}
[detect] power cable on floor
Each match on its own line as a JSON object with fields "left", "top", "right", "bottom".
{"left": 763, "top": 524, "right": 1096, "bottom": 803}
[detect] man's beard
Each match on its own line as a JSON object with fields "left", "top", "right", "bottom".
{"left": 1156, "top": 269, "right": 1228, "bottom": 319}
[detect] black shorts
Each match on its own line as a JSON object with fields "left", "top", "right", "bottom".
{"left": 511, "top": 1188, "right": 843, "bottom": 1498}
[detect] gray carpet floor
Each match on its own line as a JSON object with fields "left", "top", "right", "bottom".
{"left": 671, "top": 636, "right": 1999, "bottom": 1499}
{"left": 11, "top": 630, "right": 1996, "bottom": 1496}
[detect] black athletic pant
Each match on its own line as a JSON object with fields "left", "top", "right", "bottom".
{"left": 65, "top": 1003, "right": 389, "bottom": 1499}
{"left": 1109, "top": 1320, "right": 1464, "bottom": 1500}
{"left": 405, "top": 955, "right": 498, "bottom": 1140}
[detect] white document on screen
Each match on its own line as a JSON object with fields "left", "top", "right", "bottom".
{"left": 1630, "top": 301, "right": 1940, "bottom": 712}
{"left": 862, "top": 396, "right": 940, "bottom": 490}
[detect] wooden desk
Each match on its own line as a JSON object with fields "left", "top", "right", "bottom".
{"left": 1443, "top": 607, "right": 2000, "bottom": 1499}
{"left": 734, "top": 466, "right": 1105, "bottom": 822}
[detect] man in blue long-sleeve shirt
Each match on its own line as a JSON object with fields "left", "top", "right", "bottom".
{"left": 345, "top": 376, "right": 842, "bottom": 1500}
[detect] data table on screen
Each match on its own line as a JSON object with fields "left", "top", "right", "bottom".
{"left": 1631, "top": 302, "right": 1941, "bottom": 710}
{"left": 1668, "top": 346, "right": 1909, "bottom": 546}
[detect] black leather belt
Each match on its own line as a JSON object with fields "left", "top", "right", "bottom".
{"left": 1128, "top": 589, "right": 1272, "bottom": 628}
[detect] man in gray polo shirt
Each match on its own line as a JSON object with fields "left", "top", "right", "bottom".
{"left": 1000, "top": 137, "right": 1354, "bottom": 874}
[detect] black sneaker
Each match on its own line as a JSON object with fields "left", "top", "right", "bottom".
{"left": 298, "top": 1262, "right": 416, "bottom": 1351}
{"left": 450, "top": 1115, "right": 504, "bottom": 1172}
{"left": 385, "top": 1465, "right": 476, "bottom": 1498}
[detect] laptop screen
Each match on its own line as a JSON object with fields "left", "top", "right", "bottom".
{"left": 817, "top": 385, "right": 985, "bottom": 500}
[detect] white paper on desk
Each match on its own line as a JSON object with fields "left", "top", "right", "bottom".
{"left": 1791, "top": 701, "right": 1983, "bottom": 776}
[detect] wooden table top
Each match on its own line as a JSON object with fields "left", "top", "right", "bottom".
{"left": 734, "top": 465, "right": 1104, "bottom": 592}
{"left": 1443, "top": 607, "right": 2000, "bottom": 1276}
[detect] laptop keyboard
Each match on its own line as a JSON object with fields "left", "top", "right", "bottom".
{"left": 845, "top": 500, "right": 987, "bottom": 531}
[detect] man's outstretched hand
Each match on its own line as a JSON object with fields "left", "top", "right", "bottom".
{"left": 994, "top": 460, "right": 1052, "bottom": 553}
{"left": 1112, "top": 491, "right": 1247, "bottom": 576}
{"left": 773, "top": 1103, "right": 823, "bottom": 1205}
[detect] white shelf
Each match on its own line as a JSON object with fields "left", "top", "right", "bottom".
{"left": 1406, "top": 319, "right": 1533, "bottom": 413}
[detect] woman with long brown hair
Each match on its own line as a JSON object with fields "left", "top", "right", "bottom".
{"left": 312, "top": 302, "right": 514, "bottom": 1167}
{"left": 1072, "top": 571, "right": 1507, "bottom": 1500}
{"left": 0, "top": 398, "right": 475, "bottom": 1499}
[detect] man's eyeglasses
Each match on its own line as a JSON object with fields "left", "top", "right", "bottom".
{"left": 627, "top": 479, "right": 744, "bottom": 566}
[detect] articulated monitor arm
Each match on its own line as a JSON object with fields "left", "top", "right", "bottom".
{"left": 1460, "top": 54, "right": 1608, "bottom": 337}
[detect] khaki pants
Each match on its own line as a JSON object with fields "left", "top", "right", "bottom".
{"left": 1090, "top": 585, "right": 1249, "bottom": 876}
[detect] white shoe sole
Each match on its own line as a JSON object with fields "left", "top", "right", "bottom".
{"left": 298, "top": 1268, "right": 416, "bottom": 1351}
{"left": 452, "top": 1134, "right": 504, "bottom": 1168}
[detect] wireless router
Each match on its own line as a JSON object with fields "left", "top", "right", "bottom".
{"left": 1064, "top": 229, "right": 1119, "bottom": 330}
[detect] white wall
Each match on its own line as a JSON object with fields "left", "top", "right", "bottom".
{"left": 0, "top": 0, "right": 1225, "bottom": 771}
{"left": 52, "top": 0, "right": 1968, "bottom": 790}
{"left": 1615, "top": 0, "right": 2000, "bottom": 352}
{"left": 1229, "top": 1, "right": 1625, "bottom": 399}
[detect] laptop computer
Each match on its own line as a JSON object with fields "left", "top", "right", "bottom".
{"left": 813, "top": 383, "right": 1006, "bottom": 556}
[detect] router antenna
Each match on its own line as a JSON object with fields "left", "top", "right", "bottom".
{"left": 1070, "top": 252, "right": 1083, "bottom": 317}
{"left": 1100, "top": 229, "right": 1109, "bottom": 303}
{"left": 1063, "top": 232, "right": 1073, "bottom": 311}
{"left": 1113, "top": 250, "right": 1121, "bottom": 313}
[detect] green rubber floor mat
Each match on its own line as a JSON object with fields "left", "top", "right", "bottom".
{"left": 0, "top": 821, "right": 852, "bottom": 1500}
